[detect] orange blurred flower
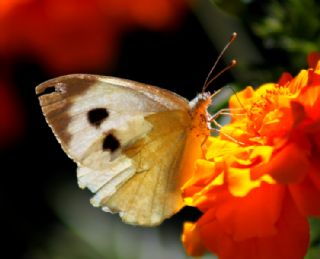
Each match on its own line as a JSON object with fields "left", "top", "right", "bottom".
{"left": 182, "top": 54, "right": 320, "bottom": 259}
{"left": 0, "top": 0, "right": 189, "bottom": 73}
{"left": 0, "top": 0, "right": 190, "bottom": 145}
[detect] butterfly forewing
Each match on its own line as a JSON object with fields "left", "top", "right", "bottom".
{"left": 36, "top": 74, "right": 192, "bottom": 226}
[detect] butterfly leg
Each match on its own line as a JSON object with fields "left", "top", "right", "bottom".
{"left": 207, "top": 109, "right": 245, "bottom": 146}
{"left": 200, "top": 134, "right": 209, "bottom": 158}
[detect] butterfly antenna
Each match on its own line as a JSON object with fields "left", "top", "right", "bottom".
{"left": 202, "top": 32, "right": 237, "bottom": 93}
{"left": 209, "top": 60, "right": 237, "bottom": 98}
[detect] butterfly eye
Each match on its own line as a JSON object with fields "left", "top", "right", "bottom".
{"left": 102, "top": 133, "right": 120, "bottom": 152}
{"left": 87, "top": 108, "right": 109, "bottom": 127}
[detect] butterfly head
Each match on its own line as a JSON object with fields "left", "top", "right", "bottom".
{"left": 189, "top": 91, "right": 212, "bottom": 111}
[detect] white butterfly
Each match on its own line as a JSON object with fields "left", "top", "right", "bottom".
{"left": 36, "top": 33, "right": 237, "bottom": 226}
{"left": 36, "top": 74, "right": 212, "bottom": 226}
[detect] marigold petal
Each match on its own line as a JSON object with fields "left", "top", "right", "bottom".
{"left": 259, "top": 108, "right": 293, "bottom": 138}
{"left": 250, "top": 145, "right": 274, "bottom": 164}
{"left": 290, "top": 101, "right": 307, "bottom": 126}
{"left": 196, "top": 192, "right": 309, "bottom": 259}
{"left": 182, "top": 159, "right": 216, "bottom": 195}
{"left": 309, "top": 158, "right": 320, "bottom": 189}
{"left": 316, "top": 60, "right": 320, "bottom": 72}
{"left": 205, "top": 137, "right": 238, "bottom": 161}
{"left": 199, "top": 210, "right": 244, "bottom": 259}
{"left": 277, "top": 72, "right": 293, "bottom": 86}
{"left": 289, "top": 166, "right": 320, "bottom": 217}
{"left": 308, "top": 52, "right": 320, "bottom": 69}
{"left": 224, "top": 145, "right": 272, "bottom": 169}
{"left": 252, "top": 143, "right": 310, "bottom": 183}
{"left": 307, "top": 68, "right": 320, "bottom": 86}
{"left": 288, "top": 70, "right": 309, "bottom": 93}
{"left": 227, "top": 166, "right": 275, "bottom": 197}
{"left": 220, "top": 123, "right": 250, "bottom": 145}
{"left": 298, "top": 84, "right": 320, "bottom": 119}
{"left": 252, "top": 194, "right": 310, "bottom": 259}
{"left": 228, "top": 168, "right": 261, "bottom": 196}
{"left": 254, "top": 83, "right": 276, "bottom": 96}
{"left": 182, "top": 159, "right": 221, "bottom": 207}
{"left": 229, "top": 86, "right": 254, "bottom": 110}
{"left": 182, "top": 222, "right": 206, "bottom": 256}
{"left": 215, "top": 183, "right": 285, "bottom": 241}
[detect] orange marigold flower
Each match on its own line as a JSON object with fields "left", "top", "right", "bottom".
{"left": 182, "top": 54, "right": 320, "bottom": 259}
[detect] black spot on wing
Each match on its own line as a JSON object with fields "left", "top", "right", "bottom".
{"left": 103, "top": 133, "right": 120, "bottom": 152}
{"left": 88, "top": 108, "right": 109, "bottom": 127}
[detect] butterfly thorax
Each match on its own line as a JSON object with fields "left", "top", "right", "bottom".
{"left": 177, "top": 92, "right": 212, "bottom": 193}
{"left": 189, "top": 92, "right": 212, "bottom": 137}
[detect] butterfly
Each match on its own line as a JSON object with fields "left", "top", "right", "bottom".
{"left": 36, "top": 34, "right": 237, "bottom": 227}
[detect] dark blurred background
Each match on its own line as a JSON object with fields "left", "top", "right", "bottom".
{"left": 1, "top": 0, "right": 320, "bottom": 258}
